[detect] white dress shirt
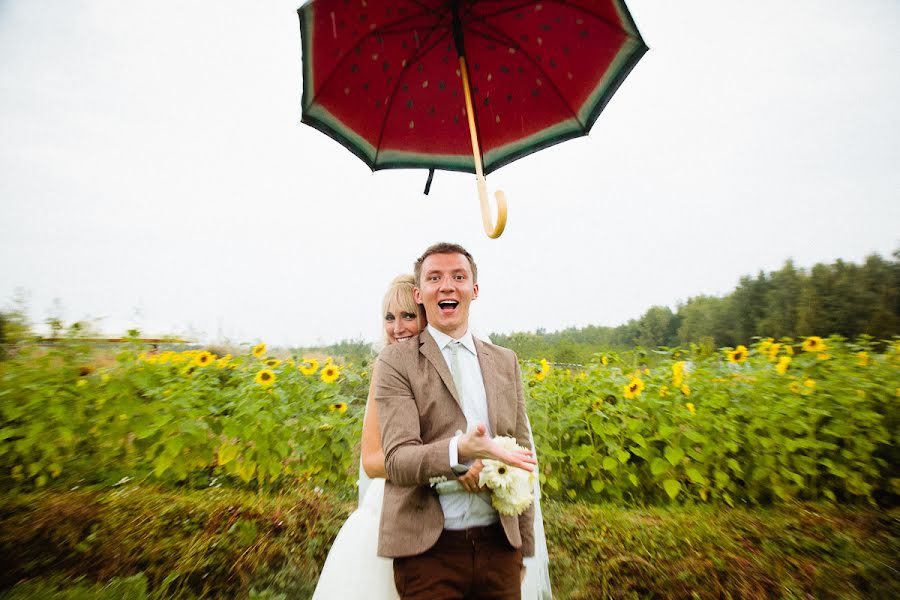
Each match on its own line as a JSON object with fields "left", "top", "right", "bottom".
{"left": 427, "top": 325, "right": 498, "bottom": 529}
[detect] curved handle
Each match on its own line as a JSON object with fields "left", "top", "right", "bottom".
{"left": 476, "top": 176, "right": 507, "bottom": 239}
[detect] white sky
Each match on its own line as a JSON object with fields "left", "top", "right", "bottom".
{"left": 1, "top": 0, "right": 898, "bottom": 347}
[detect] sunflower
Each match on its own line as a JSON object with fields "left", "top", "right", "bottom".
{"left": 672, "top": 361, "right": 685, "bottom": 387}
{"left": 600, "top": 355, "right": 610, "bottom": 366}
{"left": 685, "top": 402, "right": 696, "bottom": 415}
{"left": 623, "top": 378, "right": 645, "bottom": 399}
{"left": 659, "top": 385, "right": 670, "bottom": 397}
{"left": 804, "top": 378, "right": 816, "bottom": 389}
{"left": 534, "top": 359, "right": 550, "bottom": 381}
{"left": 329, "top": 401, "right": 348, "bottom": 414}
{"left": 78, "top": 365, "right": 94, "bottom": 377}
{"left": 789, "top": 381, "right": 802, "bottom": 394}
{"left": 767, "top": 343, "right": 782, "bottom": 362}
{"left": 265, "top": 358, "right": 282, "bottom": 369}
{"left": 255, "top": 369, "right": 276, "bottom": 386}
{"left": 320, "top": 365, "right": 340, "bottom": 384}
{"left": 194, "top": 351, "right": 215, "bottom": 367}
{"left": 591, "top": 398, "right": 604, "bottom": 411}
{"left": 856, "top": 351, "right": 870, "bottom": 367}
{"left": 299, "top": 358, "right": 319, "bottom": 376}
{"left": 801, "top": 336, "right": 826, "bottom": 353}
{"left": 758, "top": 338, "right": 774, "bottom": 355}
{"left": 252, "top": 343, "right": 267, "bottom": 358}
{"left": 216, "top": 354, "right": 232, "bottom": 369}
{"left": 775, "top": 356, "right": 791, "bottom": 375}
{"left": 681, "top": 384, "right": 691, "bottom": 396}
{"left": 726, "top": 345, "right": 748, "bottom": 364}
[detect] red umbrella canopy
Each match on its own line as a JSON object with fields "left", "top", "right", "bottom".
{"left": 298, "top": 0, "right": 646, "bottom": 176}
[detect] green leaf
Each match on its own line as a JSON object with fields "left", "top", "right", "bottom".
{"left": 218, "top": 444, "right": 239, "bottom": 466}
{"left": 153, "top": 454, "right": 173, "bottom": 478}
{"left": 628, "top": 433, "right": 647, "bottom": 448}
{"left": 686, "top": 468, "right": 708, "bottom": 485}
{"left": 664, "top": 445, "right": 685, "bottom": 466}
{"left": 616, "top": 449, "right": 630, "bottom": 464}
{"left": 628, "top": 474, "right": 639, "bottom": 487}
{"left": 714, "top": 470, "right": 730, "bottom": 487}
{"left": 663, "top": 479, "right": 681, "bottom": 499}
{"left": 650, "top": 458, "right": 669, "bottom": 476}
{"left": 236, "top": 460, "right": 256, "bottom": 483}
{"left": 684, "top": 429, "right": 708, "bottom": 443}
{"left": 591, "top": 480, "right": 604, "bottom": 493}
{"left": 602, "top": 456, "right": 618, "bottom": 471}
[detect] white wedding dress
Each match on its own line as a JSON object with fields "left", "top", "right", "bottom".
{"left": 311, "top": 424, "right": 553, "bottom": 599}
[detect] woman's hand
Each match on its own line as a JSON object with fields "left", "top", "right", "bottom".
{"left": 458, "top": 424, "right": 536, "bottom": 471}
{"left": 456, "top": 459, "right": 485, "bottom": 493}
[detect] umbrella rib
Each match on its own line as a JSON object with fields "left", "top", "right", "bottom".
{"left": 469, "top": 22, "right": 585, "bottom": 131}
{"left": 464, "top": 0, "right": 640, "bottom": 44}
{"left": 304, "top": 10, "right": 439, "bottom": 109}
{"left": 373, "top": 25, "right": 452, "bottom": 167}
{"left": 550, "top": 0, "right": 641, "bottom": 41}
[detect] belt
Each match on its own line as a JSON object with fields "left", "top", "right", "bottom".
{"left": 442, "top": 522, "right": 504, "bottom": 542}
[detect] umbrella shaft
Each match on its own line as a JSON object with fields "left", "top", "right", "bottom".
{"left": 459, "top": 56, "right": 484, "bottom": 180}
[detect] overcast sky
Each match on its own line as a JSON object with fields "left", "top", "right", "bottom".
{"left": 1, "top": 0, "right": 898, "bottom": 347}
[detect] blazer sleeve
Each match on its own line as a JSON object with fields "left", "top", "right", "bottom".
{"left": 374, "top": 352, "right": 457, "bottom": 486}
{"left": 513, "top": 357, "right": 536, "bottom": 557}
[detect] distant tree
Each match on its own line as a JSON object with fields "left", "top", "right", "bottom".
{"left": 677, "top": 296, "right": 727, "bottom": 346}
{"left": 635, "top": 306, "right": 678, "bottom": 348}
{"left": 758, "top": 260, "right": 802, "bottom": 338}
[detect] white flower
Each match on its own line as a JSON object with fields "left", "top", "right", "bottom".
{"left": 429, "top": 475, "right": 449, "bottom": 487}
{"left": 478, "top": 436, "right": 534, "bottom": 516}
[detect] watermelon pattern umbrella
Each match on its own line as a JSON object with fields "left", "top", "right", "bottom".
{"left": 297, "top": 0, "right": 646, "bottom": 238}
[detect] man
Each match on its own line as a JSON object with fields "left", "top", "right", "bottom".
{"left": 374, "top": 242, "right": 536, "bottom": 600}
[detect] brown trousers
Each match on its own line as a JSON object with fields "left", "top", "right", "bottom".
{"left": 393, "top": 524, "right": 523, "bottom": 600}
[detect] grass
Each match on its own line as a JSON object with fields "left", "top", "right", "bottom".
{"left": 1, "top": 485, "right": 897, "bottom": 599}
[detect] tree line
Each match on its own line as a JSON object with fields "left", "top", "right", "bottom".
{"left": 491, "top": 251, "right": 900, "bottom": 363}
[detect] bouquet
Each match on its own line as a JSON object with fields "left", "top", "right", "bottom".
{"left": 478, "top": 436, "right": 535, "bottom": 516}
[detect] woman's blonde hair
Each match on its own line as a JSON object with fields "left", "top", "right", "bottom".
{"left": 380, "top": 274, "right": 426, "bottom": 346}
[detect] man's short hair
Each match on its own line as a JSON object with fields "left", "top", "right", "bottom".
{"left": 414, "top": 242, "right": 478, "bottom": 285}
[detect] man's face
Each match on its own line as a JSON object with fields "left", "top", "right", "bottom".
{"left": 414, "top": 252, "right": 478, "bottom": 339}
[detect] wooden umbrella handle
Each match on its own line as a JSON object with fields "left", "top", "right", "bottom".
{"left": 460, "top": 56, "right": 507, "bottom": 239}
{"left": 476, "top": 176, "right": 507, "bottom": 239}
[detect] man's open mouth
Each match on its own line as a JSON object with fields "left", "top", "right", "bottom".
{"left": 438, "top": 300, "right": 459, "bottom": 314}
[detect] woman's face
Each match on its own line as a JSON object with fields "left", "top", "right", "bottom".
{"left": 384, "top": 302, "right": 423, "bottom": 345}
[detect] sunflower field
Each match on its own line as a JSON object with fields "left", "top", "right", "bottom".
{"left": 0, "top": 336, "right": 897, "bottom": 508}
{"left": 0, "top": 342, "right": 368, "bottom": 493}
{"left": 526, "top": 337, "right": 899, "bottom": 506}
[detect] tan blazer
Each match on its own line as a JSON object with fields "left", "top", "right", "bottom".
{"left": 374, "top": 329, "right": 535, "bottom": 559}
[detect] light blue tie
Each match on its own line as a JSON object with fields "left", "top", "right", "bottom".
{"left": 448, "top": 340, "right": 464, "bottom": 399}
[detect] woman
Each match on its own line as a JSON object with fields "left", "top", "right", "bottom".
{"left": 313, "top": 275, "right": 552, "bottom": 599}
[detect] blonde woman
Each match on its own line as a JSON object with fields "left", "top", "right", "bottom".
{"left": 312, "top": 275, "right": 552, "bottom": 599}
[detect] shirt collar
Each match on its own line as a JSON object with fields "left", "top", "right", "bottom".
{"left": 427, "top": 325, "right": 476, "bottom": 355}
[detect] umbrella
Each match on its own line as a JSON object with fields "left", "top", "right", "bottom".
{"left": 297, "top": 0, "right": 646, "bottom": 238}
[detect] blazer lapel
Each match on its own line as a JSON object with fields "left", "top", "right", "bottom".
{"left": 474, "top": 337, "right": 500, "bottom": 434}
{"left": 419, "top": 329, "right": 462, "bottom": 409}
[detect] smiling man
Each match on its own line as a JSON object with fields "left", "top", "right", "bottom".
{"left": 374, "top": 242, "right": 535, "bottom": 600}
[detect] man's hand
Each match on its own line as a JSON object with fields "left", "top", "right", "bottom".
{"left": 458, "top": 424, "right": 537, "bottom": 471}
{"left": 456, "top": 459, "right": 485, "bottom": 492}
